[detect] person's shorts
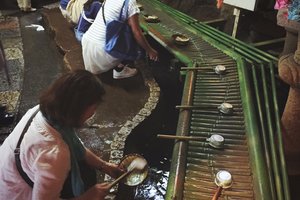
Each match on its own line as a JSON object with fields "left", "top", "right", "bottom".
{"left": 277, "top": 8, "right": 300, "bottom": 31}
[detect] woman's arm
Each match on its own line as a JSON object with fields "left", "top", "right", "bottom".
{"left": 84, "top": 148, "right": 123, "bottom": 178}
{"left": 128, "top": 14, "right": 159, "bottom": 61}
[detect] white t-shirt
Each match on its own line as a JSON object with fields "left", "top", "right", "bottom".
{"left": 82, "top": 0, "right": 140, "bottom": 74}
{"left": 0, "top": 106, "right": 71, "bottom": 200}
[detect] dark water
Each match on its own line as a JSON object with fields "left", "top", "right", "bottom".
{"left": 122, "top": 39, "right": 184, "bottom": 200}
{"left": 134, "top": 168, "right": 169, "bottom": 200}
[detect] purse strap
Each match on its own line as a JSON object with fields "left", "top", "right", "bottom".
{"left": 14, "top": 108, "right": 39, "bottom": 188}
{"left": 102, "top": 0, "right": 129, "bottom": 25}
{"left": 81, "top": 11, "right": 95, "bottom": 24}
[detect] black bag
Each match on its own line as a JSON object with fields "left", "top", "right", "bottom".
{"left": 103, "top": 0, "right": 144, "bottom": 60}
{"left": 14, "top": 109, "right": 39, "bottom": 187}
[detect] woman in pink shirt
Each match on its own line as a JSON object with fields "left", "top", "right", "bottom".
{"left": 0, "top": 70, "right": 123, "bottom": 200}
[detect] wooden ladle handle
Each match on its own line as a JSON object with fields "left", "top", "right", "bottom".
{"left": 212, "top": 186, "right": 223, "bottom": 200}
{"left": 108, "top": 170, "right": 132, "bottom": 189}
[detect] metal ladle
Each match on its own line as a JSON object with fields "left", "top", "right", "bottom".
{"left": 176, "top": 102, "right": 233, "bottom": 115}
{"left": 108, "top": 156, "right": 147, "bottom": 189}
{"left": 109, "top": 154, "right": 148, "bottom": 189}
{"left": 212, "top": 170, "right": 233, "bottom": 200}
{"left": 157, "top": 134, "right": 225, "bottom": 149}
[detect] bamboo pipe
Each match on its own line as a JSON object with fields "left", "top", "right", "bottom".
{"left": 176, "top": 105, "right": 216, "bottom": 109}
{"left": 157, "top": 134, "right": 203, "bottom": 141}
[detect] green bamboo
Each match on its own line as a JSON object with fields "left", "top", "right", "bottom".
{"left": 260, "top": 63, "right": 283, "bottom": 199}
{"left": 269, "top": 62, "right": 291, "bottom": 199}
{"left": 149, "top": 0, "right": 278, "bottom": 62}
{"left": 250, "top": 62, "right": 276, "bottom": 200}
{"left": 138, "top": 1, "right": 290, "bottom": 199}
{"left": 165, "top": 62, "right": 196, "bottom": 200}
{"left": 237, "top": 58, "right": 273, "bottom": 200}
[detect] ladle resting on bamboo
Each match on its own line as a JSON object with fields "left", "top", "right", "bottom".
{"left": 157, "top": 134, "right": 203, "bottom": 141}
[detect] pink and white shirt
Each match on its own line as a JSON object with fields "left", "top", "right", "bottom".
{"left": 0, "top": 106, "right": 71, "bottom": 200}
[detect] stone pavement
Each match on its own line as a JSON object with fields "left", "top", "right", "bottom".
{"left": 0, "top": 12, "right": 24, "bottom": 141}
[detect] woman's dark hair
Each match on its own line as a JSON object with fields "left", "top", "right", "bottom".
{"left": 39, "top": 70, "right": 105, "bottom": 127}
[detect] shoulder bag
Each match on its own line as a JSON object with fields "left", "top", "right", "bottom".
{"left": 14, "top": 109, "right": 39, "bottom": 187}
{"left": 102, "top": 0, "right": 145, "bottom": 61}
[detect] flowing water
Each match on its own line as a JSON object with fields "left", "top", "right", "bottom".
{"left": 121, "top": 43, "right": 184, "bottom": 199}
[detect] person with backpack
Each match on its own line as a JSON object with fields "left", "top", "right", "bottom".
{"left": 82, "top": 0, "right": 158, "bottom": 79}
{"left": 74, "top": 0, "right": 102, "bottom": 43}
{"left": 60, "top": 0, "right": 88, "bottom": 24}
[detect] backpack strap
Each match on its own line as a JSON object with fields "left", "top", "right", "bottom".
{"left": 81, "top": 11, "right": 95, "bottom": 24}
{"left": 14, "top": 108, "right": 39, "bottom": 188}
{"left": 102, "top": 0, "right": 128, "bottom": 25}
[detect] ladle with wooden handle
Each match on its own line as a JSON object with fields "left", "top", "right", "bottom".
{"left": 212, "top": 186, "right": 222, "bottom": 200}
{"left": 157, "top": 134, "right": 203, "bottom": 141}
{"left": 212, "top": 170, "right": 233, "bottom": 200}
{"left": 108, "top": 157, "right": 147, "bottom": 189}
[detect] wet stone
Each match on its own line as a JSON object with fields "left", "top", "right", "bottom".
{"left": 138, "top": 108, "right": 152, "bottom": 116}
{"left": 3, "top": 74, "right": 21, "bottom": 91}
{"left": 7, "top": 58, "right": 24, "bottom": 72}
{"left": 150, "top": 91, "right": 160, "bottom": 98}
{"left": 148, "top": 96, "right": 159, "bottom": 103}
{"left": 110, "top": 141, "right": 125, "bottom": 150}
{"left": 0, "top": 18, "right": 19, "bottom": 30}
{"left": 104, "top": 175, "right": 114, "bottom": 182}
{"left": 117, "top": 126, "right": 132, "bottom": 135}
{"left": 109, "top": 159, "right": 120, "bottom": 165}
{"left": 0, "top": 61, "right": 24, "bottom": 92}
{"left": 147, "top": 80, "right": 159, "bottom": 89}
{"left": 128, "top": 120, "right": 140, "bottom": 129}
{"left": 144, "top": 102, "right": 157, "bottom": 111}
{"left": 132, "top": 114, "right": 146, "bottom": 123}
{"left": 2, "top": 38, "right": 23, "bottom": 50}
{"left": 0, "top": 91, "right": 20, "bottom": 112}
{"left": 123, "top": 120, "right": 136, "bottom": 130}
{"left": 110, "top": 150, "right": 124, "bottom": 159}
{"left": 122, "top": 120, "right": 140, "bottom": 130}
{"left": 78, "top": 128, "right": 107, "bottom": 153}
{"left": 104, "top": 139, "right": 112, "bottom": 145}
{"left": 149, "top": 85, "right": 161, "bottom": 92}
{"left": 4, "top": 47, "right": 23, "bottom": 60}
{"left": 0, "top": 29, "right": 21, "bottom": 39}
{"left": 115, "top": 134, "right": 128, "bottom": 143}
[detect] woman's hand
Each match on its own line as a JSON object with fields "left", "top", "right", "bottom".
{"left": 128, "top": 14, "right": 159, "bottom": 62}
{"left": 102, "top": 162, "right": 125, "bottom": 179}
{"left": 147, "top": 48, "right": 159, "bottom": 61}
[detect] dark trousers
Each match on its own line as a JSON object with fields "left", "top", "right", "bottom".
{"left": 60, "top": 161, "right": 97, "bottom": 198}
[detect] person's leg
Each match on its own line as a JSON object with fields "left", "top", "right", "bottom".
{"left": 17, "top": 0, "right": 25, "bottom": 10}
{"left": 293, "top": 29, "right": 300, "bottom": 64}
{"left": 281, "top": 27, "right": 298, "bottom": 57}
{"left": 17, "top": 0, "right": 36, "bottom": 12}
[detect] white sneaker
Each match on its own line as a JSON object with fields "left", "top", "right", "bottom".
{"left": 113, "top": 65, "right": 138, "bottom": 79}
